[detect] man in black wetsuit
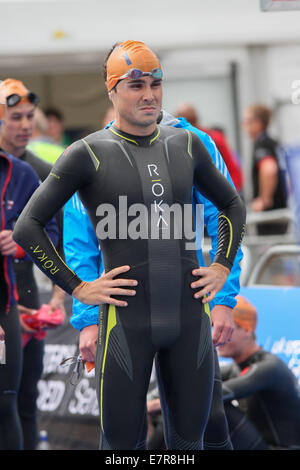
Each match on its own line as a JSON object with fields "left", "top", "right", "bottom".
{"left": 218, "top": 295, "right": 300, "bottom": 450}
{"left": 13, "top": 40, "right": 246, "bottom": 450}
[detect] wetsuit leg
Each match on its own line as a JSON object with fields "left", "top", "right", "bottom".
{"left": 18, "top": 337, "right": 44, "bottom": 449}
{"left": 0, "top": 304, "right": 23, "bottom": 450}
{"left": 155, "top": 302, "right": 214, "bottom": 450}
{"left": 203, "top": 349, "right": 233, "bottom": 450}
{"left": 224, "top": 402, "right": 269, "bottom": 450}
{"left": 14, "top": 259, "right": 43, "bottom": 450}
{"left": 95, "top": 281, "right": 156, "bottom": 450}
{"left": 148, "top": 413, "right": 165, "bottom": 450}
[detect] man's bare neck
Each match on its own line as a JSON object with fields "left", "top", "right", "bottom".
{"left": 234, "top": 343, "right": 261, "bottom": 365}
{"left": 0, "top": 136, "right": 24, "bottom": 158}
{"left": 113, "top": 119, "right": 157, "bottom": 137}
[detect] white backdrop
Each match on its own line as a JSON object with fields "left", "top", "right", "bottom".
{"left": 1, "top": 0, "right": 300, "bottom": 56}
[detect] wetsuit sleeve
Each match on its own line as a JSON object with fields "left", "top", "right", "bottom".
{"left": 63, "top": 194, "right": 103, "bottom": 330}
{"left": 191, "top": 131, "right": 246, "bottom": 271}
{"left": 222, "top": 356, "right": 278, "bottom": 401}
{"left": 22, "top": 150, "right": 64, "bottom": 262}
{"left": 195, "top": 190, "right": 243, "bottom": 309}
{"left": 219, "top": 362, "right": 238, "bottom": 381}
{"left": 192, "top": 130, "right": 243, "bottom": 310}
{"left": 13, "top": 140, "right": 95, "bottom": 295}
{"left": 15, "top": 160, "right": 59, "bottom": 259}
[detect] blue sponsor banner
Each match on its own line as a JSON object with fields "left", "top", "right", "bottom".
{"left": 236, "top": 286, "right": 300, "bottom": 383}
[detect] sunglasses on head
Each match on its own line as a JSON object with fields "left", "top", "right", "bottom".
{"left": 119, "top": 68, "right": 163, "bottom": 81}
{"left": 6, "top": 91, "right": 40, "bottom": 108}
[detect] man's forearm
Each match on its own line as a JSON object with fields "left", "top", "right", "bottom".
{"left": 258, "top": 159, "right": 278, "bottom": 209}
{"left": 51, "top": 284, "right": 65, "bottom": 301}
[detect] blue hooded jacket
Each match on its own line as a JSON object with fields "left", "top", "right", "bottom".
{"left": 0, "top": 151, "right": 59, "bottom": 311}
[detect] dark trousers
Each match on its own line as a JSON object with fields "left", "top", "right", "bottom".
{"left": 0, "top": 303, "right": 23, "bottom": 450}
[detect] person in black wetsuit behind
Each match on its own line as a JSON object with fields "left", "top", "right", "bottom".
{"left": 218, "top": 295, "right": 300, "bottom": 450}
{"left": 13, "top": 40, "right": 246, "bottom": 450}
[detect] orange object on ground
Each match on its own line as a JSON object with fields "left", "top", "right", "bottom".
{"left": 85, "top": 361, "right": 95, "bottom": 372}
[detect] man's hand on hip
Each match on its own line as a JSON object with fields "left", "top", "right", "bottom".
{"left": 191, "top": 263, "right": 230, "bottom": 303}
{"left": 72, "top": 265, "right": 138, "bottom": 308}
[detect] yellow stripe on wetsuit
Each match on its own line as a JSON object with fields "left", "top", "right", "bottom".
{"left": 203, "top": 295, "right": 211, "bottom": 322}
{"left": 150, "top": 127, "right": 160, "bottom": 145}
{"left": 100, "top": 304, "right": 117, "bottom": 433}
{"left": 109, "top": 128, "right": 139, "bottom": 146}
{"left": 109, "top": 126, "right": 161, "bottom": 146}
{"left": 82, "top": 138, "right": 100, "bottom": 170}
{"left": 219, "top": 214, "right": 233, "bottom": 258}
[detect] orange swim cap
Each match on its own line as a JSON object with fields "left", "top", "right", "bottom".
{"left": 233, "top": 295, "right": 258, "bottom": 333}
{"left": 0, "top": 79, "right": 38, "bottom": 119}
{"left": 106, "top": 41, "right": 162, "bottom": 92}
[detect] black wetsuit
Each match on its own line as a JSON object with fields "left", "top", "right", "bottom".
{"left": 221, "top": 349, "right": 300, "bottom": 449}
{"left": 14, "top": 125, "right": 245, "bottom": 450}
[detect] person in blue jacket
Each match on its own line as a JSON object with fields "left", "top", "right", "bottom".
{"left": 0, "top": 151, "right": 58, "bottom": 450}
{"left": 63, "top": 109, "right": 244, "bottom": 450}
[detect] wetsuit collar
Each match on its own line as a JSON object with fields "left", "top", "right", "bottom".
{"left": 109, "top": 125, "right": 160, "bottom": 147}
{"left": 237, "top": 348, "right": 263, "bottom": 370}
